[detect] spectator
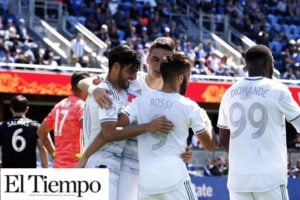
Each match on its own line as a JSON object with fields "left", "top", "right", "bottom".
{"left": 202, "top": 158, "right": 213, "bottom": 176}
{"left": 206, "top": 50, "right": 221, "bottom": 73}
{"left": 4, "top": 19, "right": 18, "bottom": 42}
{"left": 282, "top": 67, "right": 296, "bottom": 80}
{"left": 192, "top": 57, "right": 210, "bottom": 75}
{"left": 96, "top": 24, "right": 111, "bottom": 48}
{"left": 256, "top": 26, "right": 271, "bottom": 47}
{"left": 17, "top": 18, "right": 30, "bottom": 43}
{"left": 23, "top": 43, "right": 36, "bottom": 64}
{"left": 84, "top": 13, "right": 99, "bottom": 32}
{"left": 71, "top": 32, "right": 86, "bottom": 65}
{"left": 184, "top": 41, "right": 196, "bottom": 62}
{"left": 108, "top": 23, "right": 120, "bottom": 48}
{"left": 2, "top": 6, "right": 18, "bottom": 29}
{"left": 209, "top": 156, "right": 225, "bottom": 176}
{"left": 215, "top": 55, "right": 232, "bottom": 76}
{"left": 0, "top": 51, "right": 14, "bottom": 69}
{"left": 194, "top": 42, "right": 207, "bottom": 60}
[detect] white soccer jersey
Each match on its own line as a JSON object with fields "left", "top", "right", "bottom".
{"left": 217, "top": 76, "right": 300, "bottom": 192}
{"left": 123, "top": 90, "right": 207, "bottom": 195}
{"left": 120, "top": 71, "right": 150, "bottom": 172}
{"left": 83, "top": 81, "right": 129, "bottom": 169}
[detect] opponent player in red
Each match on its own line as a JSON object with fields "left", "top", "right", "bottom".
{"left": 37, "top": 71, "right": 90, "bottom": 167}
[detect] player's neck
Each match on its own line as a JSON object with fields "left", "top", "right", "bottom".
{"left": 13, "top": 113, "right": 25, "bottom": 117}
{"left": 106, "top": 78, "right": 122, "bottom": 92}
{"left": 161, "top": 83, "right": 178, "bottom": 94}
{"left": 146, "top": 74, "right": 163, "bottom": 90}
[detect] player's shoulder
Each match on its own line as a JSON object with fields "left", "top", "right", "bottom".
{"left": 182, "top": 95, "right": 200, "bottom": 107}
{"left": 24, "top": 117, "right": 40, "bottom": 128}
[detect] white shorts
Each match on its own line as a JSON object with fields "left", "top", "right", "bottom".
{"left": 230, "top": 184, "right": 289, "bottom": 200}
{"left": 118, "top": 158, "right": 139, "bottom": 200}
{"left": 138, "top": 180, "right": 197, "bottom": 200}
{"left": 95, "top": 165, "right": 120, "bottom": 200}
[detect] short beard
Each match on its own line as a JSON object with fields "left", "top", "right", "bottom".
{"left": 179, "top": 77, "right": 188, "bottom": 95}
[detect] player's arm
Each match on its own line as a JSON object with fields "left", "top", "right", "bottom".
{"left": 77, "top": 75, "right": 112, "bottom": 108}
{"left": 37, "top": 138, "right": 48, "bottom": 168}
{"left": 219, "top": 128, "right": 230, "bottom": 152}
{"left": 105, "top": 114, "right": 173, "bottom": 143}
{"left": 195, "top": 129, "right": 216, "bottom": 152}
{"left": 76, "top": 115, "right": 173, "bottom": 168}
{"left": 195, "top": 111, "right": 217, "bottom": 152}
{"left": 37, "top": 122, "right": 56, "bottom": 158}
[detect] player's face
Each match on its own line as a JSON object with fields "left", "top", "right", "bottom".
{"left": 147, "top": 48, "right": 173, "bottom": 79}
{"left": 118, "top": 64, "right": 138, "bottom": 90}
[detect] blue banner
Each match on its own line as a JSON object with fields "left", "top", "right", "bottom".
{"left": 190, "top": 176, "right": 300, "bottom": 200}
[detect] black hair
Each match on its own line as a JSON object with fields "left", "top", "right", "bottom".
{"left": 245, "top": 44, "right": 273, "bottom": 77}
{"left": 10, "top": 95, "right": 28, "bottom": 112}
{"left": 71, "top": 71, "right": 90, "bottom": 92}
{"left": 108, "top": 45, "right": 141, "bottom": 71}
{"left": 160, "top": 52, "right": 192, "bottom": 82}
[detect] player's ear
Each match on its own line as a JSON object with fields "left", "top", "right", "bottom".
{"left": 178, "top": 73, "right": 184, "bottom": 84}
{"left": 112, "top": 62, "right": 121, "bottom": 74}
{"left": 25, "top": 106, "right": 29, "bottom": 114}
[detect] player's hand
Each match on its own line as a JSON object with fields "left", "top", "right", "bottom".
{"left": 74, "top": 157, "right": 88, "bottom": 168}
{"left": 93, "top": 88, "right": 112, "bottom": 109}
{"left": 92, "top": 76, "right": 102, "bottom": 85}
{"left": 180, "top": 146, "right": 192, "bottom": 163}
{"left": 148, "top": 116, "right": 173, "bottom": 133}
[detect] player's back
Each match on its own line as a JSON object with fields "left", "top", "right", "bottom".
{"left": 219, "top": 76, "right": 300, "bottom": 191}
{"left": 44, "top": 95, "right": 84, "bottom": 168}
{"left": 126, "top": 90, "right": 204, "bottom": 194}
{"left": 0, "top": 116, "right": 39, "bottom": 168}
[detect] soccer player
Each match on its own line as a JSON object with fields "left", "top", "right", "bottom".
{"left": 117, "top": 52, "right": 216, "bottom": 199}
{"left": 78, "top": 37, "right": 192, "bottom": 200}
{"left": 217, "top": 44, "right": 300, "bottom": 200}
{"left": 0, "top": 95, "right": 48, "bottom": 168}
{"left": 37, "top": 71, "right": 90, "bottom": 168}
{"left": 76, "top": 44, "right": 173, "bottom": 200}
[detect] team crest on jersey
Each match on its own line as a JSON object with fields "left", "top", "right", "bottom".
{"left": 105, "top": 106, "right": 117, "bottom": 117}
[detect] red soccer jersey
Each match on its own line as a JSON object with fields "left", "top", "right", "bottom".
{"left": 43, "top": 96, "right": 84, "bottom": 168}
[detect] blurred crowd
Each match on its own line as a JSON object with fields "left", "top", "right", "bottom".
{"left": 0, "top": 0, "right": 300, "bottom": 78}
{"left": 188, "top": 155, "right": 300, "bottom": 179}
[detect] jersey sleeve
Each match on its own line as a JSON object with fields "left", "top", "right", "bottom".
{"left": 190, "top": 103, "right": 207, "bottom": 134}
{"left": 217, "top": 94, "right": 229, "bottom": 129}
